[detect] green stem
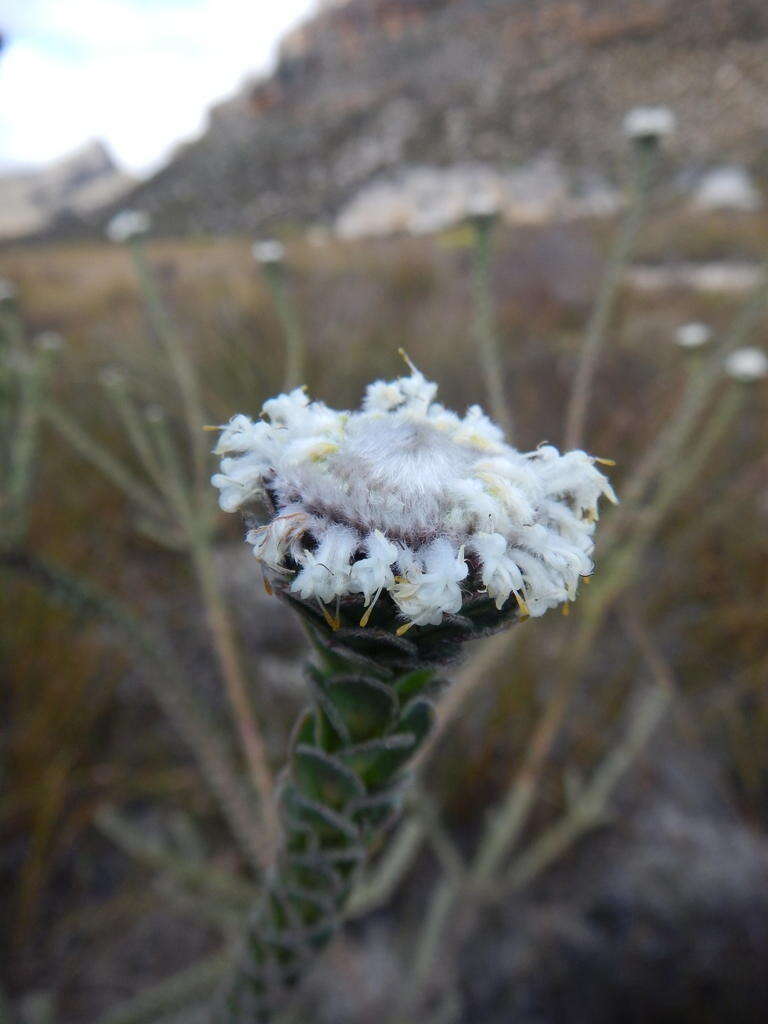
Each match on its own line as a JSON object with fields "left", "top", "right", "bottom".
{"left": 5, "top": 355, "right": 43, "bottom": 547}
{"left": 471, "top": 215, "right": 512, "bottom": 437}
{"left": 103, "top": 379, "right": 169, "bottom": 497}
{"left": 346, "top": 814, "right": 426, "bottom": 918}
{"left": 129, "top": 240, "right": 208, "bottom": 501}
{"left": 564, "top": 138, "right": 657, "bottom": 450}
{"left": 264, "top": 264, "right": 305, "bottom": 392}
{"left": 44, "top": 401, "right": 167, "bottom": 521}
{"left": 218, "top": 641, "right": 440, "bottom": 1022}
{"left": 395, "top": 874, "right": 459, "bottom": 1022}
{"left": 95, "top": 807, "right": 260, "bottom": 910}
{"left": 189, "top": 534, "right": 279, "bottom": 862}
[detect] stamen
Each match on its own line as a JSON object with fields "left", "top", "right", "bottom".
{"left": 316, "top": 599, "right": 340, "bottom": 631}
{"left": 594, "top": 456, "right": 616, "bottom": 466}
{"left": 202, "top": 424, "right": 221, "bottom": 431}
{"left": 397, "top": 347, "right": 419, "bottom": 374}
{"left": 562, "top": 601, "right": 570, "bottom": 616}
{"left": 513, "top": 590, "right": 530, "bottom": 618}
{"left": 395, "top": 621, "right": 415, "bottom": 636}
{"left": 359, "top": 587, "right": 383, "bottom": 627}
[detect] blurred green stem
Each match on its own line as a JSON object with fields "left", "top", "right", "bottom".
{"left": 346, "top": 815, "right": 426, "bottom": 918}
{"left": 471, "top": 214, "right": 512, "bottom": 437}
{"left": 44, "top": 401, "right": 167, "bottom": 521}
{"left": 95, "top": 807, "right": 260, "bottom": 910}
{"left": 4, "top": 352, "right": 46, "bottom": 548}
{"left": 93, "top": 950, "right": 233, "bottom": 1024}
{"left": 503, "top": 683, "right": 669, "bottom": 892}
{"left": 564, "top": 138, "right": 658, "bottom": 450}
{"left": 104, "top": 380, "right": 169, "bottom": 496}
{"left": 144, "top": 409, "right": 279, "bottom": 860}
{"left": 46, "top": 389, "right": 277, "bottom": 861}
{"left": 129, "top": 239, "right": 208, "bottom": 501}
{"left": 189, "top": 533, "right": 279, "bottom": 861}
{"left": 263, "top": 263, "right": 305, "bottom": 391}
{"left": 0, "top": 550, "right": 266, "bottom": 871}
{"left": 473, "top": 381, "right": 743, "bottom": 884}
{"left": 403, "top": 666, "right": 671, "bottom": 1020}
{"left": 599, "top": 264, "right": 768, "bottom": 553}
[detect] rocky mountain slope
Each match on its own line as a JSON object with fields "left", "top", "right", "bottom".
{"left": 0, "top": 141, "right": 133, "bottom": 241}
{"left": 73, "top": 0, "right": 768, "bottom": 234}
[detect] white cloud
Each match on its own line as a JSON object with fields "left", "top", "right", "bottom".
{"left": 0, "top": 0, "right": 317, "bottom": 173}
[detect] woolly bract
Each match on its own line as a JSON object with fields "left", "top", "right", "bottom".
{"left": 212, "top": 370, "right": 616, "bottom": 629}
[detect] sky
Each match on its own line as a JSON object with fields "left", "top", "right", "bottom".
{"left": 0, "top": 0, "right": 317, "bottom": 175}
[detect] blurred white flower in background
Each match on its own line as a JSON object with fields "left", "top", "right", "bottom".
{"left": 724, "top": 347, "right": 768, "bottom": 382}
{"left": 622, "top": 106, "right": 676, "bottom": 143}
{"left": 675, "top": 322, "right": 712, "bottom": 349}
{"left": 106, "top": 209, "right": 151, "bottom": 243}
{"left": 213, "top": 366, "right": 616, "bottom": 631}
{"left": 465, "top": 190, "right": 501, "bottom": 222}
{"left": 252, "top": 240, "right": 286, "bottom": 265}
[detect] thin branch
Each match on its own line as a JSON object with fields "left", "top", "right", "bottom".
{"left": 503, "top": 683, "right": 670, "bottom": 893}
{"left": 564, "top": 138, "right": 657, "bottom": 449}
{"left": 93, "top": 950, "right": 233, "bottom": 1024}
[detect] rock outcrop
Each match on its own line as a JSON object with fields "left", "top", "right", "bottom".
{"left": 0, "top": 140, "right": 133, "bottom": 241}
{"left": 101, "top": 0, "right": 768, "bottom": 236}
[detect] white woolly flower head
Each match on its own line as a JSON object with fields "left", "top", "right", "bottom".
{"left": 212, "top": 366, "right": 616, "bottom": 645}
{"left": 724, "top": 346, "right": 768, "bottom": 382}
{"left": 622, "top": 106, "right": 676, "bottom": 143}
{"left": 675, "top": 322, "right": 711, "bottom": 349}
{"left": 106, "top": 209, "right": 151, "bottom": 243}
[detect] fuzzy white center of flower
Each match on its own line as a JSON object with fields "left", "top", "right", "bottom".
{"left": 212, "top": 370, "right": 616, "bottom": 627}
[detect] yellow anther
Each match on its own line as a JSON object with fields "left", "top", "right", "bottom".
{"left": 359, "top": 604, "right": 375, "bottom": 628}
{"left": 594, "top": 456, "right": 616, "bottom": 466}
{"left": 396, "top": 621, "right": 415, "bottom": 636}
{"left": 202, "top": 424, "right": 220, "bottom": 431}
{"left": 513, "top": 590, "right": 530, "bottom": 618}
{"left": 309, "top": 442, "right": 339, "bottom": 462}
{"left": 562, "top": 601, "right": 570, "bottom": 617}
